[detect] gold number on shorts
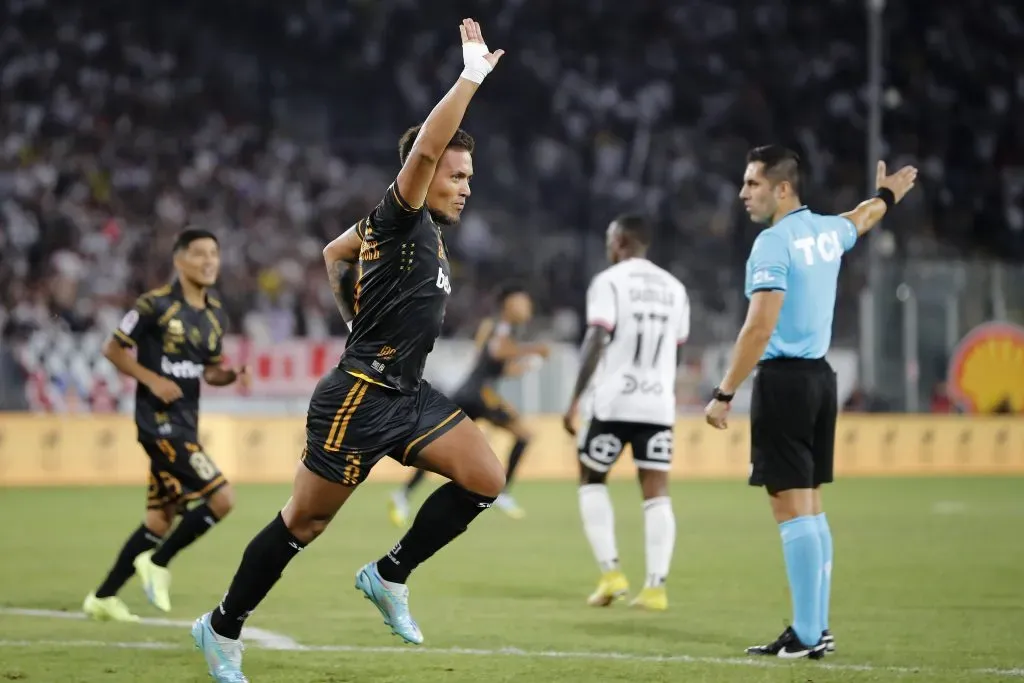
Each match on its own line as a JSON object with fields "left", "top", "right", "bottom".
{"left": 341, "top": 453, "right": 362, "bottom": 487}
{"left": 189, "top": 451, "right": 218, "bottom": 481}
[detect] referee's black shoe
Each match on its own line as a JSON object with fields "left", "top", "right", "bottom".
{"left": 745, "top": 626, "right": 827, "bottom": 660}
{"left": 822, "top": 629, "right": 835, "bottom": 653}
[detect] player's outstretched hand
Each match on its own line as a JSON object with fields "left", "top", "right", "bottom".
{"left": 459, "top": 18, "right": 504, "bottom": 70}
{"left": 876, "top": 161, "right": 918, "bottom": 204}
{"left": 147, "top": 376, "right": 184, "bottom": 404}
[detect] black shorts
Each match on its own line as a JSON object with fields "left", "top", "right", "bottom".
{"left": 453, "top": 386, "right": 517, "bottom": 428}
{"left": 302, "top": 368, "right": 466, "bottom": 486}
{"left": 141, "top": 437, "right": 227, "bottom": 511}
{"left": 577, "top": 418, "right": 674, "bottom": 474}
{"left": 749, "top": 357, "right": 838, "bottom": 493}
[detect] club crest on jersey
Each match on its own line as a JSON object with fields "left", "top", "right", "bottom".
{"left": 435, "top": 267, "right": 452, "bottom": 295}
{"left": 163, "top": 318, "right": 186, "bottom": 353}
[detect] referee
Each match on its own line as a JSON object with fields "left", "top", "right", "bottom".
{"left": 705, "top": 145, "right": 917, "bottom": 659}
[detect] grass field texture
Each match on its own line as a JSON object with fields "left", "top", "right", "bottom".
{"left": 0, "top": 477, "right": 1022, "bottom": 682}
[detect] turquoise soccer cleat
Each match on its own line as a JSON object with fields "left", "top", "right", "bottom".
{"left": 354, "top": 561, "right": 424, "bottom": 645}
{"left": 191, "top": 612, "right": 249, "bottom": 683}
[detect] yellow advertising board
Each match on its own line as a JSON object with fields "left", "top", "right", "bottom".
{"left": 0, "top": 413, "right": 1022, "bottom": 487}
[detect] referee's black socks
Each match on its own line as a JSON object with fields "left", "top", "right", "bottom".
{"left": 376, "top": 482, "right": 495, "bottom": 584}
{"left": 211, "top": 513, "right": 305, "bottom": 640}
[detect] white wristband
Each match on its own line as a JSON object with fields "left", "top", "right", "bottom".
{"left": 460, "top": 67, "right": 488, "bottom": 84}
{"left": 461, "top": 42, "right": 492, "bottom": 85}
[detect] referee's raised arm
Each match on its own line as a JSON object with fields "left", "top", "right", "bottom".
{"left": 705, "top": 145, "right": 917, "bottom": 660}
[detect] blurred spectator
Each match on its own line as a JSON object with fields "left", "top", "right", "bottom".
{"left": 1, "top": 0, "right": 1022, "bottom": 351}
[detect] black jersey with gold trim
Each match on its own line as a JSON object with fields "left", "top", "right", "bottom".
{"left": 339, "top": 182, "right": 452, "bottom": 394}
{"left": 112, "top": 280, "right": 228, "bottom": 440}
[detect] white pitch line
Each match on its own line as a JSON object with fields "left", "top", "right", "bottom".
{"left": 1, "top": 608, "right": 1021, "bottom": 678}
{"left": 0, "top": 607, "right": 299, "bottom": 650}
{"left": 0, "top": 639, "right": 178, "bottom": 650}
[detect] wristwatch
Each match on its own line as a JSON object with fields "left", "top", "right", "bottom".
{"left": 712, "top": 386, "right": 734, "bottom": 403}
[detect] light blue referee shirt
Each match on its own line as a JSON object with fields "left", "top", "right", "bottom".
{"left": 743, "top": 206, "right": 858, "bottom": 360}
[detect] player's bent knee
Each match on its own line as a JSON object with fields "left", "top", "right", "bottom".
{"left": 638, "top": 469, "right": 670, "bottom": 499}
{"left": 509, "top": 421, "right": 532, "bottom": 443}
{"left": 145, "top": 509, "right": 173, "bottom": 537}
{"left": 461, "top": 453, "right": 505, "bottom": 498}
{"left": 206, "top": 484, "right": 235, "bottom": 519}
{"left": 280, "top": 503, "right": 336, "bottom": 544}
{"left": 579, "top": 464, "right": 608, "bottom": 486}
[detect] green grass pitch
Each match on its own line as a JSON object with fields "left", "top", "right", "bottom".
{"left": 0, "top": 477, "right": 1021, "bottom": 682}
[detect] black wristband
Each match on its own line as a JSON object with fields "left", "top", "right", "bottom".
{"left": 875, "top": 187, "right": 896, "bottom": 210}
{"left": 712, "top": 386, "right": 734, "bottom": 403}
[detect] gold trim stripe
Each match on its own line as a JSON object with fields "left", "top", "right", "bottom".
{"left": 324, "top": 380, "right": 368, "bottom": 452}
{"left": 403, "top": 410, "right": 463, "bottom": 463}
{"left": 158, "top": 301, "right": 182, "bottom": 326}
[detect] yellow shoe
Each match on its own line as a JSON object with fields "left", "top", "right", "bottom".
{"left": 388, "top": 490, "right": 410, "bottom": 527}
{"left": 133, "top": 550, "right": 172, "bottom": 612}
{"left": 629, "top": 586, "right": 668, "bottom": 611}
{"left": 586, "top": 570, "right": 630, "bottom": 607}
{"left": 83, "top": 593, "right": 140, "bottom": 622}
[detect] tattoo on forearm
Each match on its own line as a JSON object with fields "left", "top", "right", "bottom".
{"left": 326, "top": 260, "right": 353, "bottom": 321}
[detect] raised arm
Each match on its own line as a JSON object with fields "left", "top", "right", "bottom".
{"left": 841, "top": 160, "right": 918, "bottom": 237}
{"left": 396, "top": 18, "right": 504, "bottom": 210}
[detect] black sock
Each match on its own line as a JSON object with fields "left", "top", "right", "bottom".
{"left": 210, "top": 513, "right": 305, "bottom": 640}
{"left": 95, "top": 524, "right": 163, "bottom": 598}
{"left": 504, "top": 438, "right": 529, "bottom": 490}
{"left": 404, "top": 469, "right": 427, "bottom": 494}
{"left": 151, "top": 503, "right": 219, "bottom": 567}
{"left": 376, "top": 482, "right": 495, "bottom": 584}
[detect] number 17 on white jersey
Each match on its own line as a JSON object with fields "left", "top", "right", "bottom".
{"left": 584, "top": 258, "right": 690, "bottom": 427}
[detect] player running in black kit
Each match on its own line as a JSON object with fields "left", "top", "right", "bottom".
{"left": 191, "top": 19, "right": 506, "bottom": 683}
{"left": 389, "top": 284, "right": 549, "bottom": 524}
{"left": 84, "top": 229, "right": 248, "bottom": 622}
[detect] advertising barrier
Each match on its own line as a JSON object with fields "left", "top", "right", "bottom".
{"left": 1, "top": 414, "right": 1022, "bottom": 487}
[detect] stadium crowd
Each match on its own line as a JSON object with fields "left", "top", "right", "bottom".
{"left": 1, "top": 0, "right": 1022, "bottom": 371}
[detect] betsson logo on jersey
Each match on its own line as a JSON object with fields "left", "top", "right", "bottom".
{"left": 435, "top": 267, "right": 452, "bottom": 295}
{"left": 793, "top": 231, "right": 841, "bottom": 265}
{"left": 161, "top": 356, "right": 204, "bottom": 379}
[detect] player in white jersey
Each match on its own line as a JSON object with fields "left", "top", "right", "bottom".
{"left": 563, "top": 214, "right": 690, "bottom": 611}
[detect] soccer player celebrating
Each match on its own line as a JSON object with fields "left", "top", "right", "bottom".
{"left": 191, "top": 19, "right": 505, "bottom": 683}
{"left": 563, "top": 214, "right": 691, "bottom": 611}
{"left": 390, "top": 283, "right": 549, "bottom": 524}
{"left": 705, "top": 146, "right": 917, "bottom": 658}
{"left": 84, "top": 229, "right": 248, "bottom": 621}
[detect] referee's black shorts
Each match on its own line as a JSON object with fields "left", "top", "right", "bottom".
{"left": 749, "top": 357, "right": 838, "bottom": 493}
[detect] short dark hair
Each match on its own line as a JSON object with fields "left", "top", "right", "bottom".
{"left": 611, "top": 213, "right": 652, "bottom": 247}
{"left": 746, "top": 145, "right": 802, "bottom": 195}
{"left": 398, "top": 125, "right": 475, "bottom": 165}
{"left": 496, "top": 281, "right": 530, "bottom": 305}
{"left": 173, "top": 228, "right": 218, "bottom": 253}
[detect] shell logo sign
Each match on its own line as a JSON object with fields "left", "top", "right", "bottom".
{"left": 948, "top": 322, "right": 1024, "bottom": 414}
